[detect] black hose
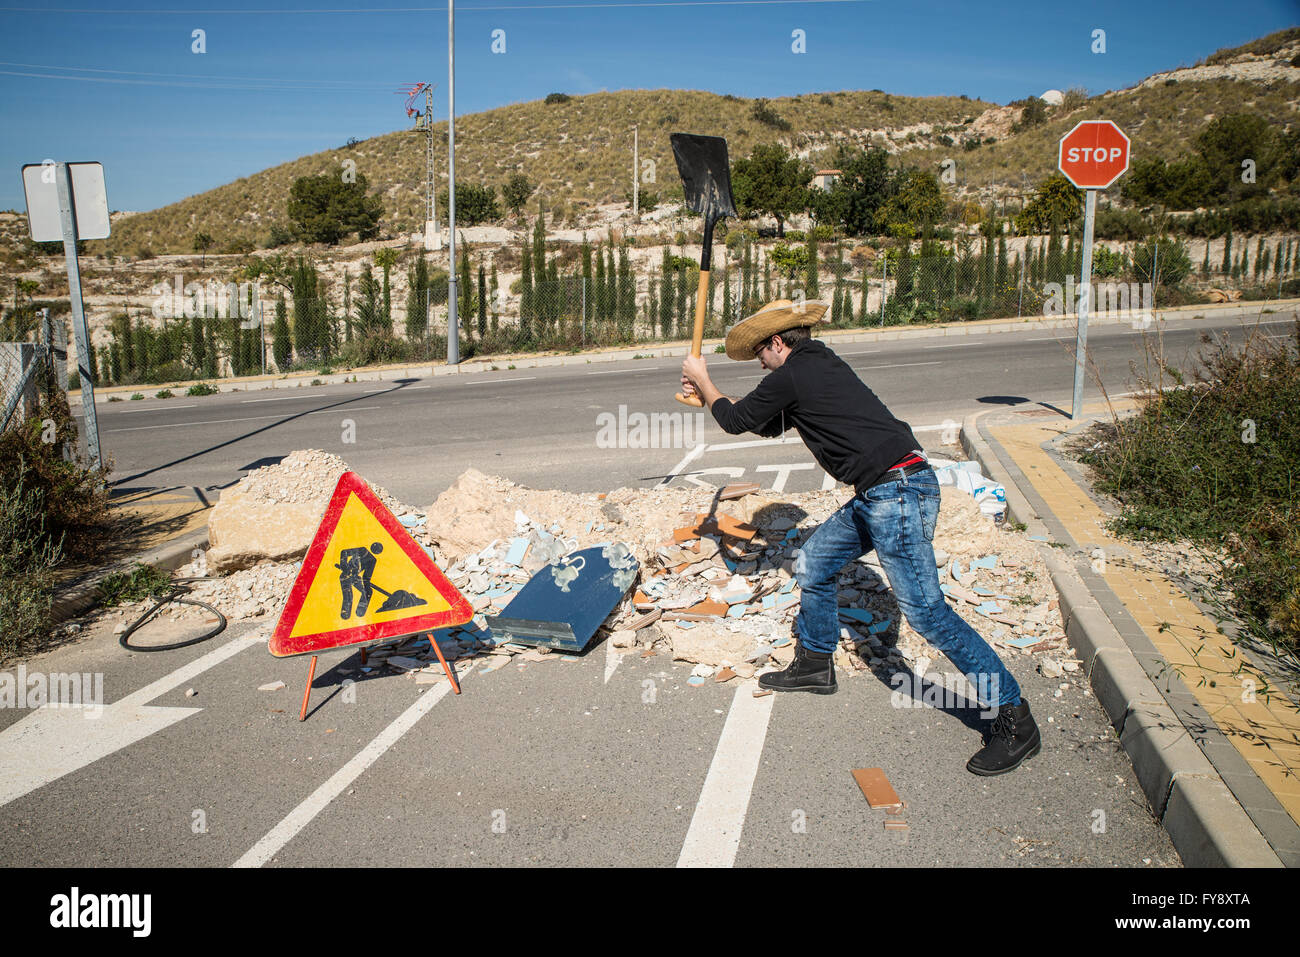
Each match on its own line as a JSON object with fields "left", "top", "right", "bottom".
{"left": 118, "top": 576, "right": 228, "bottom": 652}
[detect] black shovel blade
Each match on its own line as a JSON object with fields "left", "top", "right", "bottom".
{"left": 670, "top": 133, "right": 738, "bottom": 224}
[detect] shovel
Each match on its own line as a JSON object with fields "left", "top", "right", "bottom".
{"left": 670, "top": 132, "right": 738, "bottom": 407}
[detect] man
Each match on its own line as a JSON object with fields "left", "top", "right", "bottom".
{"left": 680, "top": 300, "right": 1039, "bottom": 775}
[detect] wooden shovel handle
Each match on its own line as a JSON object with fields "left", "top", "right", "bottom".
{"left": 675, "top": 267, "right": 710, "bottom": 408}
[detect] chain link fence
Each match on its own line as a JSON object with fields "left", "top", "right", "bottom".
{"left": 66, "top": 232, "right": 1300, "bottom": 389}
{"left": 1, "top": 312, "right": 63, "bottom": 433}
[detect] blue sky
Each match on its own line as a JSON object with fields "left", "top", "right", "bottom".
{"left": 1, "top": 0, "right": 1295, "bottom": 212}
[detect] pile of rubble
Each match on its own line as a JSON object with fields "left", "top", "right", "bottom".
{"left": 154, "top": 453, "right": 1075, "bottom": 688}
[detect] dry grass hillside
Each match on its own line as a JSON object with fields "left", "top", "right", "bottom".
{"left": 6, "top": 28, "right": 1297, "bottom": 259}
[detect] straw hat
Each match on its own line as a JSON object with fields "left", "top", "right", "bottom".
{"left": 723, "top": 299, "right": 829, "bottom": 360}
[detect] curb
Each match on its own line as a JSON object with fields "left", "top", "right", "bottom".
{"left": 72, "top": 299, "right": 1300, "bottom": 405}
{"left": 48, "top": 529, "right": 210, "bottom": 627}
{"left": 960, "top": 409, "right": 1284, "bottom": 867}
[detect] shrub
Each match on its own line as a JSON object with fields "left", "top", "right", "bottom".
{"left": 155, "top": 389, "right": 175, "bottom": 399}
{"left": 1093, "top": 206, "right": 1149, "bottom": 241}
{"left": 96, "top": 562, "right": 173, "bottom": 606}
{"left": 337, "top": 332, "right": 414, "bottom": 367}
{"left": 1131, "top": 238, "right": 1192, "bottom": 286}
{"left": 186, "top": 382, "right": 219, "bottom": 396}
{"left": 544, "top": 92, "right": 571, "bottom": 105}
{"left": 0, "top": 395, "right": 110, "bottom": 565}
{"left": 0, "top": 460, "right": 63, "bottom": 660}
{"left": 130, "top": 392, "right": 144, "bottom": 400}
{"left": 750, "top": 98, "right": 791, "bottom": 131}
{"left": 1073, "top": 323, "right": 1300, "bottom": 652}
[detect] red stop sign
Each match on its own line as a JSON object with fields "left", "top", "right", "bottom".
{"left": 1058, "top": 120, "right": 1130, "bottom": 189}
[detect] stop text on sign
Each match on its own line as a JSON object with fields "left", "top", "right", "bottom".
{"left": 1064, "top": 146, "right": 1125, "bottom": 164}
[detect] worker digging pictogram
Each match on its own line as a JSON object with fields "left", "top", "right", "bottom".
{"left": 335, "top": 542, "right": 427, "bottom": 619}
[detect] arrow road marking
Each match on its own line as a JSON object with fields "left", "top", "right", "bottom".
{"left": 0, "top": 632, "right": 264, "bottom": 808}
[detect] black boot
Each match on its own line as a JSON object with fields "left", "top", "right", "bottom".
{"left": 758, "top": 644, "right": 837, "bottom": 695}
{"left": 967, "top": 699, "right": 1041, "bottom": 775}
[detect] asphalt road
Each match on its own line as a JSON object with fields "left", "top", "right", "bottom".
{"left": 0, "top": 615, "right": 1179, "bottom": 867}
{"left": 87, "top": 309, "right": 1296, "bottom": 504}
{"left": 5, "top": 306, "right": 1288, "bottom": 868}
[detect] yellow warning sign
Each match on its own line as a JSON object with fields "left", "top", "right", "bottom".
{"left": 270, "top": 472, "right": 472, "bottom": 657}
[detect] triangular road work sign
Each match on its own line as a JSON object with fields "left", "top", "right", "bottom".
{"left": 270, "top": 472, "right": 472, "bottom": 657}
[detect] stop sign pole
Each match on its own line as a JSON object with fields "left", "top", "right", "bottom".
{"left": 1058, "top": 120, "right": 1129, "bottom": 420}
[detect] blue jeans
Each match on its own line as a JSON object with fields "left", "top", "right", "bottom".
{"left": 792, "top": 467, "right": 1021, "bottom": 708}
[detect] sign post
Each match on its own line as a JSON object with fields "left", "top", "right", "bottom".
{"left": 22, "top": 161, "right": 110, "bottom": 470}
{"left": 1057, "top": 121, "right": 1129, "bottom": 420}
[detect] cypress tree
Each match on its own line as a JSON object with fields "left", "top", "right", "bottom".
{"left": 858, "top": 267, "right": 870, "bottom": 324}
{"left": 203, "top": 319, "right": 217, "bottom": 377}
{"left": 1253, "top": 237, "right": 1264, "bottom": 279}
{"left": 676, "top": 261, "right": 690, "bottom": 339}
{"left": 660, "top": 249, "right": 673, "bottom": 338}
{"left": 722, "top": 261, "right": 733, "bottom": 326}
{"left": 1221, "top": 231, "right": 1232, "bottom": 275}
{"left": 458, "top": 248, "right": 473, "bottom": 333}
{"left": 343, "top": 269, "right": 353, "bottom": 343}
{"left": 1201, "top": 241, "right": 1210, "bottom": 279}
{"left": 477, "top": 263, "right": 488, "bottom": 338}
{"left": 520, "top": 243, "right": 533, "bottom": 341}
{"left": 490, "top": 264, "right": 500, "bottom": 332}
{"left": 618, "top": 245, "right": 634, "bottom": 339}
{"left": 996, "top": 235, "right": 1009, "bottom": 290}
{"left": 273, "top": 293, "right": 290, "bottom": 370}
{"left": 110, "top": 341, "right": 122, "bottom": 384}
{"left": 762, "top": 255, "right": 771, "bottom": 302}
{"left": 805, "top": 236, "right": 819, "bottom": 298}
{"left": 594, "top": 243, "right": 606, "bottom": 324}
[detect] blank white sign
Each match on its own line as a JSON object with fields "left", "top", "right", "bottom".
{"left": 21, "top": 161, "right": 110, "bottom": 241}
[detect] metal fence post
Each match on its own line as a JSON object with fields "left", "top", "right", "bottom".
{"left": 581, "top": 275, "right": 587, "bottom": 346}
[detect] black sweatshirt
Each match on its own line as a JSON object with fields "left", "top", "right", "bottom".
{"left": 710, "top": 338, "right": 922, "bottom": 493}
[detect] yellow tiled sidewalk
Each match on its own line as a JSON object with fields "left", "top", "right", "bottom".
{"left": 988, "top": 409, "right": 1300, "bottom": 827}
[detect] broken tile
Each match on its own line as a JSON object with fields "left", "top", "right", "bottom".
{"left": 719, "top": 483, "right": 760, "bottom": 500}
{"left": 715, "top": 666, "right": 737, "bottom": 683}
{"left": 851, "top": 768, "right": 903, "bottom": 809}
{"left": 753, "top": 688, "right": 773, "bottom": 698}
{"left": 258, "top": 681, "right": 285, "bottom": 692}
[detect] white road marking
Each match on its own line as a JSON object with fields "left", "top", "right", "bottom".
{"left": 1025, "top": 336, "right": 1071, "bottom": 342}
{"left": 756, "top": 462, "right": 815, "bottom": 492}
{"left": 586, "top": 368, "right": 653, "bottom": 376}
{"left": 681, "top": 466, "right": 744, "bottom": 491}
{"left": 822, "top": 469, "right": 838, "bottom": 490}
{"left": 922, "top": 342, "right": 985, "bottom": 349}
{"left": 364, "top": 385, "right": 432, "bottom": 392}
{"left": 0, "top": 632, "right": 263, "bottom": 808}
{"left": 858, "top": 361, "right": 943, "bottom": 370}
{"left": 705, "top": 437, "right": 790, "bottom": 452}
{"left": 604, "top": 639, "right": 622, "bottom": 684}
{"left": 241, "top": 395, "right": 311, "bottom": 403}
{"left": 677, "top": 682, "right": 775, "bottom": 868}
{"left": 657, "top": 442, "right": 707, "bottom": 488}
{"left": 108, "top": 403, "right": 198, "bottom": 413}
{"left": 464, "top": 376, "right": 536, "bottom": 385}
{"left": 232, "top": 675, "right": 465, "bottom": 868}
{"left": 106, "top": 406, "right": 383, "bottom": 433}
